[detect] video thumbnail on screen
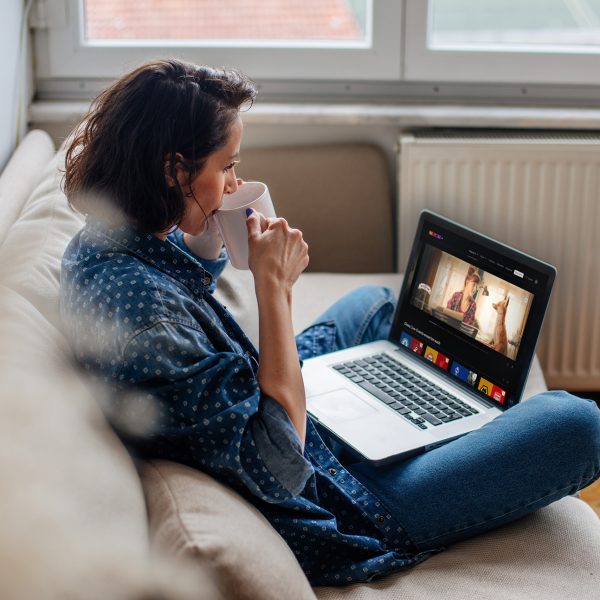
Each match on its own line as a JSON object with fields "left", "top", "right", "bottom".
{"left": 410, "top": 245, "right": 534, "bottom": 361}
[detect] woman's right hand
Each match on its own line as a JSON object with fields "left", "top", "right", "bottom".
{"left": 246, "top": 209, "right": 309, "bottom": 446}
{"left": 246, "top": 209, "right": 309, "bottom": 290}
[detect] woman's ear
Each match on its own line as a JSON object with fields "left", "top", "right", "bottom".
{"left": 164, "top": 152, "right": 184, "bottom": 188}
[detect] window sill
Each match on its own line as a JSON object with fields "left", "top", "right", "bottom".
{"left": 28, "top": 100, "right": 600, "bottom": 130}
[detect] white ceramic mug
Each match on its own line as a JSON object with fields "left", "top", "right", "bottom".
{"left": 213, "top": 181, "right": 276, "bottom": 270}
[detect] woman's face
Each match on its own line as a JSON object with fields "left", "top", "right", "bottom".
{"left": 175, "top": 114, "right": 243, "bottom": 236}
{"left": 464, "top": 278, "right": 477, "bottom": 299}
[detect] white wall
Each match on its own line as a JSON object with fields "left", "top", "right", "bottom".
{"left": 0, "top": 0, "right": 24, "bottom": 171}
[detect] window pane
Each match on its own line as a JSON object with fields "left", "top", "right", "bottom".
{"left": 430, "top": 0, "right": 600, "bottom": 49}
{"left": 84, "top": 0, "right": 369, "bottom": 43}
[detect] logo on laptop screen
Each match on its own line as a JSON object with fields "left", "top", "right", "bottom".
{"left": 428, "top": 229, "right": 444, "bottom": 241}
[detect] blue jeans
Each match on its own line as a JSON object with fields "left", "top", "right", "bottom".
{"left": 295, "top": 285, "right": 600, "bottom": 554}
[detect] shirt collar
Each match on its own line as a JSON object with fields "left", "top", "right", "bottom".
{"left": 84, "top": 215, "right": 211, "bottom": 296}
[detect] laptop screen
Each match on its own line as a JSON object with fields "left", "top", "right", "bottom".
{"left": 391, "top": 211, "right": 555, "bottom": 410}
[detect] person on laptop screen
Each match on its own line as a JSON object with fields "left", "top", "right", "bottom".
{"left": 445, "top": 266, "right": 482, "bottom": 326}
{"left": 59, "top": 59, "right": 600, "bottom": 588}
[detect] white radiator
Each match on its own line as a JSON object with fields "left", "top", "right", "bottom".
{"left": 397, "top": 131, "right": 600, "bottom": 391}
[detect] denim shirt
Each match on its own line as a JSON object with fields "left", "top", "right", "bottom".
{"left": 60, "top": 217, "right": 433, "bottom": 586}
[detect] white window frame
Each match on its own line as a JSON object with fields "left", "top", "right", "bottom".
{"left": 404, "top": 0, "right": 600, "bottom": 85}
{"left": 34, "top": 0, "right": 402, "bottom": 81}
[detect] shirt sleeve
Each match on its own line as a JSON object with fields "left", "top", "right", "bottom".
{"left": 167, "top": 228, "right": 229, "bottom": 293}
{"left": 252, "top": 395, "right": 314, "bottom": 495}
{"left": 116, "top": 321, "right": 314, "bottom": 503}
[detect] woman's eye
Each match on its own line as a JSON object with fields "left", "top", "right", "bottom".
{"left": 224, "top": 159, "right": 240, "bottom": 173}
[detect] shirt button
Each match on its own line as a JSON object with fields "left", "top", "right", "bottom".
{"left": 328, "top": 468, "right": 337, "bottom": 475}
{"left": 203, "top": 276, "right": 211, "bottom": 285}
{"left": 376, "top": 515, "right": 385, "bottom": 523}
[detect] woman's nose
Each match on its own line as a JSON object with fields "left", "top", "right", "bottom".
{"left": 224, "top": 169, "right": 238, "bottom": 195}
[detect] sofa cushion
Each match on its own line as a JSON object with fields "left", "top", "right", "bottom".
{"left": 140, "top": 460, "right": 317, "bottom": 600}
{"left": 0, "top": 130, "right": 55, "bottom": 247}
{"left": 314, "top": 497, "right": 600, "bottom": 599}
{"left": 215, "top": 266, "right": 405, "bottom": 348}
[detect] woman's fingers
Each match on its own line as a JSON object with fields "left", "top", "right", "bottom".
{"left": 246, "top": 208, "right": 270, "bottom": 234}
{"left": 245, "top": 209, "right": 262, "bottom": 238}
{"left": 250, "top": 214, "right": 298, "bottom": 234}
{"left": 246, "top": 210, "right": 309, "bottom": 284}
{"left": 259, "top": 213, "right": 270, "bottom": 232}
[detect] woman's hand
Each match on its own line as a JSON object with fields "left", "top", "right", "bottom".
{"left": 246, "top": 209, "right": 309, "bottom": 291}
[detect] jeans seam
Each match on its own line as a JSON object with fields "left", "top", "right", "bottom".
{"left": 352, "top": 296, "right": 393, "bottom": 347}
{"left": 413, "top": 474, "right": 596, "bottom": 547}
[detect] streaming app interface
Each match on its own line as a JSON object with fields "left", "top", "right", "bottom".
{"left": 393, "top": 219, "right": 550, "bottom": 409}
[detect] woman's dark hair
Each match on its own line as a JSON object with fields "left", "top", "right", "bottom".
{"left": 64, "top": 59, "right": 256, "bottom": 232}
{"left": 464, "top": 266, "right": 482, "bottom": 285}
{"left": 464, "top": 272, "right": 481, "bottom": 285}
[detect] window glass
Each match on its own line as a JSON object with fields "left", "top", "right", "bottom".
{"left": 83, "top": 0, "right": 369, "bottom": 44}
{"left": 430, "top": 0, "right": 600, "bottom": 49}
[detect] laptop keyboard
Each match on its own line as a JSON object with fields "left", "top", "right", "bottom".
{"left": 332, "top": 353, "right": 479, "bottom": 430}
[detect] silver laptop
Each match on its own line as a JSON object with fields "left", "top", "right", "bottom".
{"left": 303, "top": 210, "right": 556, "bottom": 465}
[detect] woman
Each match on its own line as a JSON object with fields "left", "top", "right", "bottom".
{"left": 446, "top": 268, "right": 481, "bottom": 325}
{"left": 60, "top": 59, "right": 600, "bottom": 587}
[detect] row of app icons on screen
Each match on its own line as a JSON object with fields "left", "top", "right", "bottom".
{"left": 399, "top": 331, "right": 507, "bottom": 405}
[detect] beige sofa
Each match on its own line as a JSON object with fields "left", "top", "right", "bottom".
{"left": 0, "top": 130, "right": 598, "bottom": 600}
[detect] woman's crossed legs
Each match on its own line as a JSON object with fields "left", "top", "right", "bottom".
{"left": 296, "top": 285, "right": 600, "bottom": 553}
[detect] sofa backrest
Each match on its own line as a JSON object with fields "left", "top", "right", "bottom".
{"left": 0, "top": 145, "right": 85, "bottom": 328}
{"left": 0, "top": 130, "right": 55, "bottom": 247}
{"left": 237, "top": 143, "right": 394, "bottom": 273}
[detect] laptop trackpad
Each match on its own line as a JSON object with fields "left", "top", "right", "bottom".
{"left": 309, "top": 389, "right": 378, "bottom": 421}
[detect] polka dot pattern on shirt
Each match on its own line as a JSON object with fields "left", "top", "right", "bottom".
{"left": 59, "top": 217, "right": 431, "bottom": 586}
